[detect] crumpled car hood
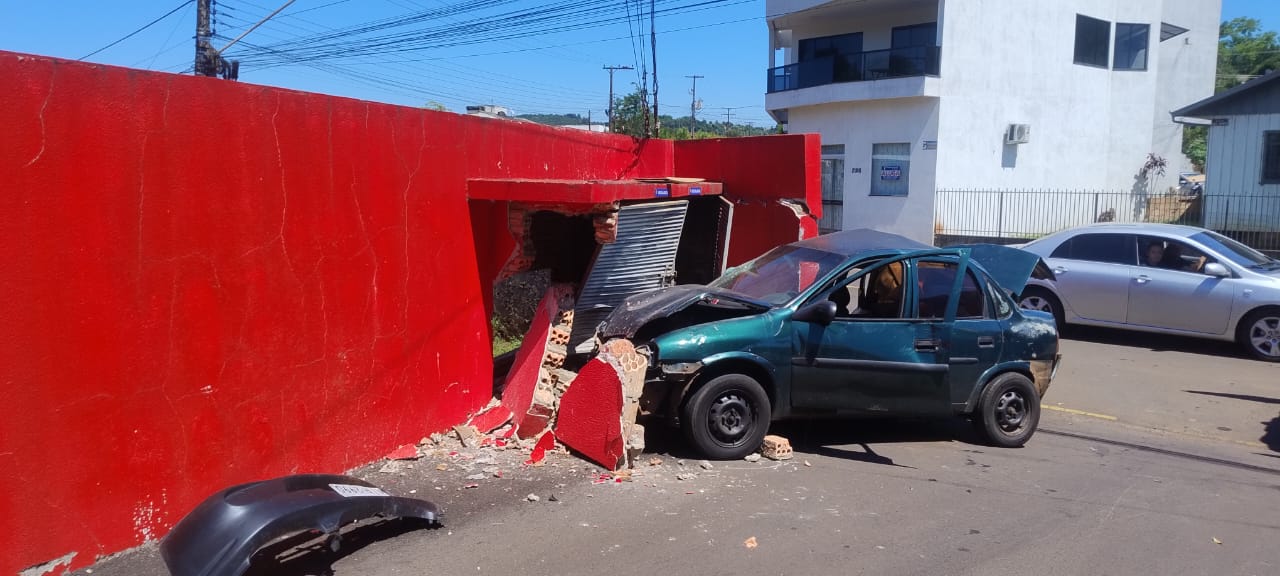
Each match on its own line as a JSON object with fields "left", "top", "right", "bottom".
{"left": 597, "top": 285, "right": 764, "bottom": 339}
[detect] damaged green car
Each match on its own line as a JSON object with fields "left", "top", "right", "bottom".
{"left": 596, "top": 229, "right": 1061, "bottom": 459}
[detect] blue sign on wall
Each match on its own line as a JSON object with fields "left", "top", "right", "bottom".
{"left": 655, "top": 187, "right": 671, "bottom": 197}
{"left": 880, "top": 165, "right": 902, "bottom": 180}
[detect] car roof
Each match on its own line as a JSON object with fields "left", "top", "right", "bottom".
{"left": 1049, "top": 222, "right": 1208, "bottom": 239}
{"left": 790, "top": 228, "right": 934, "bottom": 259}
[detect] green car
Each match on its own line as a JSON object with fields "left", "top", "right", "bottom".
{"left": 597, "top": 229, "right": 1061, "bottom": 459}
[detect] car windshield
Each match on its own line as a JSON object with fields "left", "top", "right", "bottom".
{"left": 1191, "top": 231, "right": 1278, "bottom": 269}
{"left": 709, "top": 245, "right": 848, "bottom": 305}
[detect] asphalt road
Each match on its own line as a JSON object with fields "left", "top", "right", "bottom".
{"left": 78, "top": 327, "right": 1280, "bottom": 576}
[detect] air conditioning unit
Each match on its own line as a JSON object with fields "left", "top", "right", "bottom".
{"left": 1005, "top": 123, "right": 1031, "bottom": 145}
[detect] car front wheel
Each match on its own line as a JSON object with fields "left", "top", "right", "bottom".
{"left": 1238, "top": 307, "right": 1280, "bottom": 362}
{"left": 973, "top": 373, "right": 1040, "bottom": 448}
{"left": 682, "top": 373, "right": 772, "bottom": 460}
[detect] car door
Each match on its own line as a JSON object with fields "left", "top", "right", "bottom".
{"left": 1044, "top": 232, "right": 1134, "bottom": 323}
{"left": 1126, "top": 235, "right": 1235, "bottom": 334}
{"left": 790, "top": 257, "right": 952, "bottom": 416}
{"left": 932, "top": 264, "right": 1004, "bottom": 410}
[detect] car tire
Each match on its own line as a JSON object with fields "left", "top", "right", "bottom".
{"left": 682, "top": 373, "right": 772, "bottom": 460}
{"left": 1019, "top": 287, "right": 1064, "bottom": 328}
{"left": 973, "top": 372, "right": 1040, "bottom": 448}
{"left": 1236, "top": 307, "right": 1280, "bottom": 362}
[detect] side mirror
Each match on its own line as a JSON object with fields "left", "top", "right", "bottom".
{"left": 1203, "top": 262, "right": 1230, "bottom": 278}
{"left": 794, "top": 300, "right": 837, "bottom": 325}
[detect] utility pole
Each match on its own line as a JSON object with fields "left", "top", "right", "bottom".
{"left": 686, "top": 75, "right": 703, "bottom": 133}
{"left": 603, "top": 65, "right": 634, "bottom": 133}
{"left": 723, "top": 107, "right": 734, "bottom": 134}
{"left": 649, "top": 0, "right": 659, "bottom": 136}
{"left": 195, "top": 0, "right": 214, "bottom": 76}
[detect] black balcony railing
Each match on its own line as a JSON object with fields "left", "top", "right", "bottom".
{"left": 767, "top": 45, "right": 941, "bottom": 93}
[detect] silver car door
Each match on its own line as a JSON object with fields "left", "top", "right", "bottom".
{"left": 1045, "top": 232, "right": 1133, "bottom": 323}
{"left": 1126, "top": 237, "right": 1234, "bottom": 334}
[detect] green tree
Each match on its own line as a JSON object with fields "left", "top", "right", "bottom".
{"left": 1216, "top": 17, "right": 1280, "bottom": 91}
{"left": 424, "top": 101, "right": 448, "bottom": 112}
{"left": 1183, "top": 18, "right": 1280, "bottom": 171}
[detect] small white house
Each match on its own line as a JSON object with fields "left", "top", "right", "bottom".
{"left": 766, "top": 0, "right": 1221, "bottom": 242}
{"left": 1173, "top": 70, "right": 1280, "bottom": 236}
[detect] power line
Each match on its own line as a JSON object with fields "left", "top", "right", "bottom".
{"left": 79, "top": 0, "right": 195, "bottom": 61}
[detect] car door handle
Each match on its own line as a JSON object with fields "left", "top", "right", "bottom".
{"left": 914, "top": 339, "right": 939, "bottom": 352}
{"left": 1134, "top": 275, "right": 1151, "bottom": 285}
{"left": 977, "top": 336, "right": 996, "bottom": 348}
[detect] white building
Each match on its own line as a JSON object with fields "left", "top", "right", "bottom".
{"left": 766, "top": 0, "right": 1221, "bottom": 243}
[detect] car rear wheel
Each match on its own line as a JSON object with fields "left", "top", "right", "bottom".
{"left": 682, "top": 373, "right": 771, "bottom": 460}
{"left": 1019, "top": 287, "right": 1064, "bottom": 328}
{"left": 973, "top": 373, "right": 1040, "bottom": 448}
{"left": 1237, "top": 308, "right": 1280, "bottom": 362}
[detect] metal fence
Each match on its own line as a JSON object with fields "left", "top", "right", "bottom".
{"left": 933, "top": 189, "right": 1280, "bottom": 254}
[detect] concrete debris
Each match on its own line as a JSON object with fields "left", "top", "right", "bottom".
{"left": 436, "top": 463, "right": 449, "bottom": 471}
{"left": 698, "top": 460, "right": 714, "bottom": 470}
{"left": 744, "top": 453, "right": 762, "bottom": 463}
{"left": 647, "top": 457, "right": 664, "bottom": 467}
{"left": 429, "top": 432, "right": 447, "bottom": 445}
{"left": 453, "top": 425, "right": 482, "bottom": 449}
{"left": 761, "top": 435, "right": 794, "bottom": 461}
{"left": 549, "top": 494, "right": 559, "bottom": 502}
{"left": 744, "top": 537, "right": 758, "bottom": 550}
{"left": 378, "top": 461, "right": 404, "bottom": 474}
{"left": 676, "top": 472, "right": 698, "bottom": 481}
{"left": 465, "top": 473, "right": 487, "bottom": 481}
{"left": 526, "top": 493, "right": 541, "bottom": 502}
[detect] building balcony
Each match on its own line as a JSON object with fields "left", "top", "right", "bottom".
{"left": 767, "top": 46, "right": 940, "bottom": 93}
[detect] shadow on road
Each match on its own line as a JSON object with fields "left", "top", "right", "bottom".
{"left": 243, "top": 518, "right": 438, "bottom": 576}
{"left": 1063, "top": 325, "right": 1242, "bottom": 359}
{"left": 1184, "top": 390, "right": 1280, "bottom": 405}
{"left": 641, "top": 417, "right": 984, "bottom": 462}
{"left": 1183, "top": 390, "right": 1280, "bottom": 453}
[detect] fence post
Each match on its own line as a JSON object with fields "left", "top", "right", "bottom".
{"left": 996, "top": 190, "right": 1005, "bottom": 239}
{"left": 1092, "top": 192, "right": 1098, "bottom": 223}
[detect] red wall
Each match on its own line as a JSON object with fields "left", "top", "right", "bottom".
{"left": 674, "top": 136, "right": 822, "bottom": 265}
{"left": 0, "top": 52, "right": 816, "bottom": 574}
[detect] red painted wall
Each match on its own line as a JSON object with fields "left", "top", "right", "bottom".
{"left": 0, "top": 52, "right": 817, "bottom": 574}
{"left": 674, "top": 136, "right": 822, "bottom": 265}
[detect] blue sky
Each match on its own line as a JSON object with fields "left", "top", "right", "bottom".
{"left": 0, "top": 0, "right": 1274, "bottom": 126}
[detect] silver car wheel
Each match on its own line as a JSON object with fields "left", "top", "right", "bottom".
{"left": 1020, "top": 296, "right": 1052, "bottom": 313}
{"left": 1248, "top": 315, "right": 1280, "bottom": 358}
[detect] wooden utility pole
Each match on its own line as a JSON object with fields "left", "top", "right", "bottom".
{"left": 649, "top": 0, "right": 659, "bottom": 135}
{"left": 686, "top": 75, "right": 703, "bottom": 133}
{"left": 194, "top": 0, "right": 215, "bottom": 76}
{"left": 603, "top": 65, "right": 634, "bottom": 133}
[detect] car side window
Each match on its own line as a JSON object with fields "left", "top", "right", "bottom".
{"left": 986, "top": 279, "right": 1013, "bottom": 319}
{"left": 824, "top": 260, "right": 906, "bottom": 320}
{"left": 915, "top": 261, "right": 984, "bottom": 319}
{"left": 1136, "top": 236, "right": 1215, "bottom": 273}
{"left": 1051, "top": 233, "right": 1135, "bottom": 265}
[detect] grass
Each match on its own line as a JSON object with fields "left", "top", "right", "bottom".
{"left": 492, "top": 334, "right": 522, "bottom": 357}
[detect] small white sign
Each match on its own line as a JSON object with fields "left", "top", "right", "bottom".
{"left": 329, "top": 484, "right": 390, "bottom": 498}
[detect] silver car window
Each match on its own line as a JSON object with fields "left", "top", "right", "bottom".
{"left": 1050, "top": 233, "right": 1135, "bottom": 265}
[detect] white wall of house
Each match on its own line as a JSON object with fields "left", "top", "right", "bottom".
{"left": 767, "top": 0, "right": 1219, "bottom": 241}
{"left": 1204, "top": 114, "right": 1280, "bottom": 231}
{"left": 789, "top": 98, "right": 940, "bottom": 243}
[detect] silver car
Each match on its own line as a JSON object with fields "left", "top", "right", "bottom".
{"left": 1018, "top": 223, "right": 1280, "bottom": 362}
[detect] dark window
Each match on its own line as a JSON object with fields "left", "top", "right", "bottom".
{"left": 870, "top": 143, "right": 910, "bottom": 196}
{"left": 1051, "top": 233, "right": 1134, "bottom": 264}
{"left": 799, "top": 32, "right": 863, "bottom": 62}
{"left": 1160, "top": 22, "right": 1189, "bottom": 42}
{"left": 1074, "top": 15, "right": 1111, "bottom": 68}
{"left": 1264, "top": 131, "right": 1280, "bottom": 184}
{"left": 892, "top": 22, "right": 937, "bottom": 48}
{"left": 915, "top": 261, "right": 984, "bottom": 319}
{"left": 1114, "top": 23, "right": 1149, "bottom": 70}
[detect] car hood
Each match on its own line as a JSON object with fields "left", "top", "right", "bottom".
{"left": 597, "top": 285, "right": 767, "bottom": 339}
{"left": 954, "top": 244, "right": 1055, "bottom": 296}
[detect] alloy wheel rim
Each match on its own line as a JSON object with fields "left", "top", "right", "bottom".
{"left": 1020, "top": 296, "right": 1051, "bottom": 313}
{"left": 707, "top": 391, "right": 753, "bottom": 447}
{"left": 1248, "top": 316, "right": 1280, "bottom": 358}
{"left": 994, "top": 390, "right": 1026, "bottom": 433}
